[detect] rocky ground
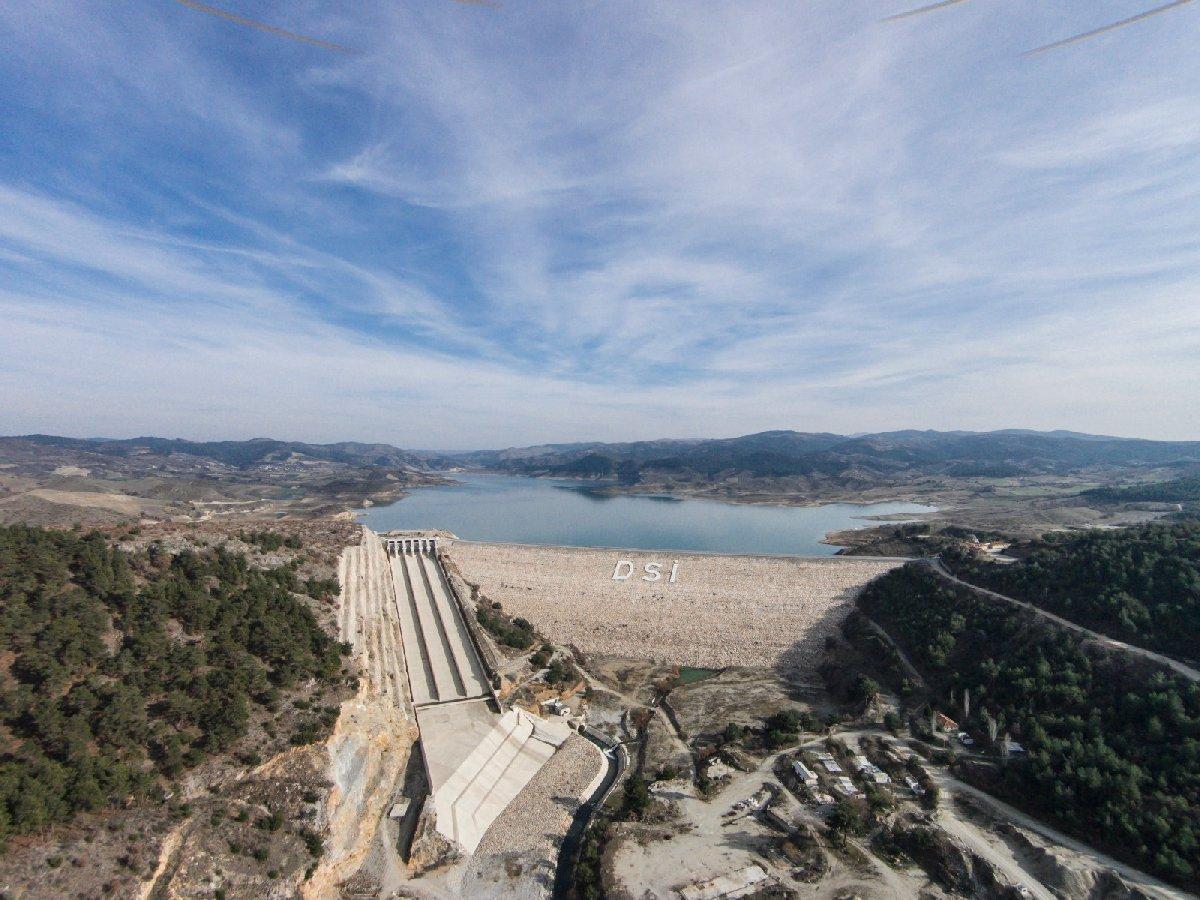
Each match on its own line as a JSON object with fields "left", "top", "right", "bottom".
{"left": 447, "top": 542, "right": 904, "bottom": 670}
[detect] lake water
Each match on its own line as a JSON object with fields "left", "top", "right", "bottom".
{"left": 359, "top": 473, "right": 934, "bottom": 556}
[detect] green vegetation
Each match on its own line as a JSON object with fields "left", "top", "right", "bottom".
{"left": 1083, "top": 477, "right": 1200, "bottom": 504}
{"left": 475, "top": 605, "right": 536, "bottom": 649}
{"left": 764, "top": 709, "right": 813, "bottom": 750}
{"left": 574, "top": 769, "right": 655, "bottom": 900}
{"left": 947, "top": 522, "right": 1200, "bottom": 661}
{"left": 849, "top": 674, "right": 881, "bottom": 708}
{"left": 0, "top": 525, "right": 345, "bottom": 844}
{"left": 546, "top": 656, "right": 578, "bottom": 686}
{"left": 622, "top": 773, "right": 650, "bottom": 816}
{"left": 826, "top": 797, "right": 870, "bottom": 844}
{"left": 238, "top": 529, "right": 303, "bottom": 552}
{"left": 529, "top": 643, "right": 553, "bottom": 668}
{"left": 860, "top": 563, "right": 1200, "bottom": 889}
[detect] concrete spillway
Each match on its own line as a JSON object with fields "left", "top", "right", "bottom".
{"left": 389, "top": 550, "right": 489, "bottom": 707}
{"left": 428, "top": 706, "right": 565, "bottom": 853}
{"left": 364, "top": 534, "right": 571, "bottom": 855}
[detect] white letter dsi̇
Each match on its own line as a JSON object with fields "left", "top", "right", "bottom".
{"left": 643, "top": 563, "right": 661, "bottom": 582}
{"left": 612, "top": 560, "right": 634, "bottom": 580}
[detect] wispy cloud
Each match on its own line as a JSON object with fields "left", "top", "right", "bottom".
{"left": 0, "top": 0, "right": 1198, "bottom": 447}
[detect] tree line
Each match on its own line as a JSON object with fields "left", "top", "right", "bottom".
{"left": 1083, "top": 477, "right": 1200, "bottom": 504}
{"left": 946, "top": 522, "right": 1200, "bottom": 661}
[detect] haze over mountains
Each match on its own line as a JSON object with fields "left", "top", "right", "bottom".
{"left": 10, "top": 428, "right": 1200, "bottom": 483}
{"left": 451, "top": 429, "right": 1200, "bottom": 482}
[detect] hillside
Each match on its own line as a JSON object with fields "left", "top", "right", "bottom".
{"left": 465, "top": 430, "right": 1200, "bottom": 484}
{"left": 450, "top": 430, "right": 1200, "bottom": 534}
{"left": 1082, "top": 476, "right": 1200, "bottom": 504}
{"left": 858, "top": 561, "right": 1200, "bottom": 891}
{"left": 0, "top": 521, "right": 357, "bottom": 895}
{"left": 5, "top": 428, "right": 1199, "bottom": 531}
{"left": 8, "top": 434, "right": 432, "bottom": 471}
{"left": 0, "top": 436, "right": 450, "bottom": 524}
{"left": 945, "top": 523, "right": 1200, "bottom": 664}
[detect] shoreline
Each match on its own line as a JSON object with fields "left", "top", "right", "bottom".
{"left": 443, "top": 535, "right": 917, "bottom": 563}
{"left": 346, "top": 470, "right": 936, "bottom": 555}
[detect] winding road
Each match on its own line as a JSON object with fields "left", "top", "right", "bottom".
{"left": 925, "top": 558, "right": 1200, "bottom": 684}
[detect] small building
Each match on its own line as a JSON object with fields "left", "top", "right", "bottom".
{"left": 792, "top": 761, "right": 818, "bottom": 786}
{"left": 852, "top": 756, "right": 890, "bottom": 784}
{"left": 540, "top": 698, "right": 571, "bottom": 716}
{"left": 745, "top": 787, "right": 773, "bottom": 811}
{"left": 1002, "top": 739, "right": 1026, "bottom": 755}
{"left": 935, "top": 712, "right": 958, "bottom": 732}
{"left": 814, "top": 751, "right": 843, "bottom": 774}
{"left": 904, "top": 775, "right": 925, "bottom": 796}
{"left": 833, "top": 777, "right": 862, "bottom": 799}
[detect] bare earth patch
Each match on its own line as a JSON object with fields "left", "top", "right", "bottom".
{"left": 446, "top": 542, "right": 906, "bottom": 670}
{"left": 7, "top": 488, "right": 145, "bottom": 515}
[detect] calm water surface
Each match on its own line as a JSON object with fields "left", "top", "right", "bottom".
{"left": 359, "top": 473, "right": 933, "bottom": 556}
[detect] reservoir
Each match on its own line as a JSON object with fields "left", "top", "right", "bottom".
{"left": 359, "top": 473, "right": 934, "bottom": 556}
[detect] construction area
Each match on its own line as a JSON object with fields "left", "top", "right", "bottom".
{"left": 445, "top": 541, "right": 907, "bottom": 669}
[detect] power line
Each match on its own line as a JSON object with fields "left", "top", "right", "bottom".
{"left": 883, "top": 0, "right": 973, "bottom": 22}
{"left": 1024, "top": 0, "right": 1194, "bottom": 54}
{"left": 171, "top": 0, "right": 359, "bottom": 54}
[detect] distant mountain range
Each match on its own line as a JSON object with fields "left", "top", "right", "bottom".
{"left": 456, "top": 429, "right": 1200, "bottom": 484}
{"left": 6, "top": 429, "right": 1200, "bottom": 486}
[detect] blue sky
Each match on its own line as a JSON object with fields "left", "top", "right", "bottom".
{"left": 0, "top": 1, "right": 1198, "bottom": 450}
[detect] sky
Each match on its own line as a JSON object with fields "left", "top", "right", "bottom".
{"left": 0, "top": 1, "right": 1198, "bottom": 451}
